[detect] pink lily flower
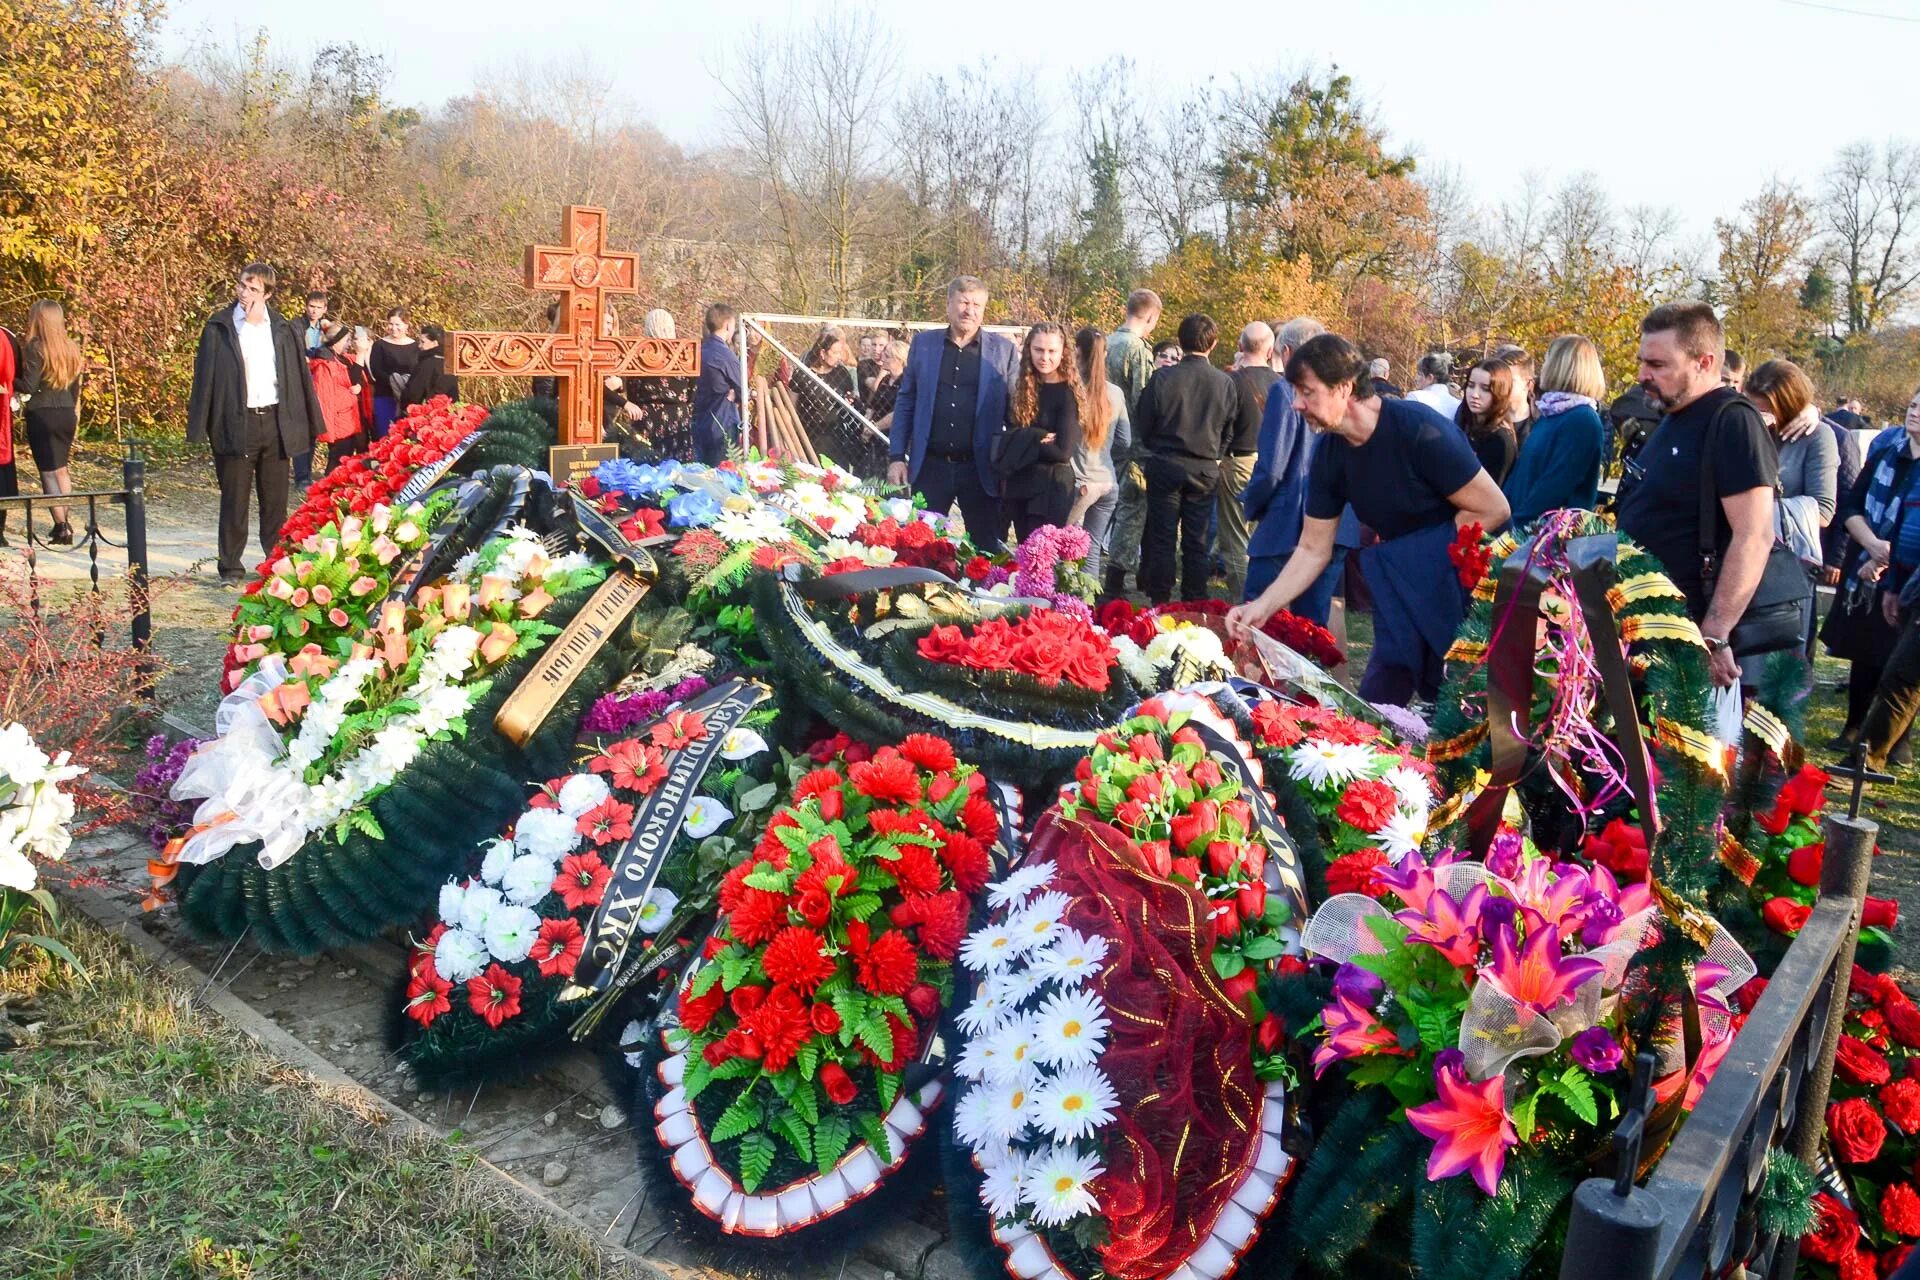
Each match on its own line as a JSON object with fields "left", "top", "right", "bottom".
{"left": 1396, "top": 884, "right": 1489, "bottom": 970}
{"left": 1312, "top": 992, "right": 1405, "bottom": 1078}
{"left": 1406, "top": 1062, "right": 1518, "bottom": 1195}
{"left": 1377, "top": 847, "right": 1464, "bottom": 912}
{"left": 1482, "top": 915, "right": 1604, "bottom": 1014}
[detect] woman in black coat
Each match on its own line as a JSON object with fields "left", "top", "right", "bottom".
{"left": 397, "top": 324, "right": 460, "bottom": 414}
{"left": 1000, "top": 322, "right": 1084, "bottom": 542}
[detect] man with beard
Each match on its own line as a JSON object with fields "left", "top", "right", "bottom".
{"left": 1228, "top": 333, "right": 1508, "bottom": 706}
{"left": 1614, "top": 302, "right": 1777, "bottom": 690}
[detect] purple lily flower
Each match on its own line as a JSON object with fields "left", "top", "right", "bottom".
{"left": 1334, "top": 962, "right": 1385, "bottom": 1005}
{"left": 1483, "top": 916, "right": 1604, "bottom": 1013}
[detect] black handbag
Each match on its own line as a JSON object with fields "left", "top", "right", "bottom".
{"left": 1697, "top": 399, "right": 1814, "bottom": 657}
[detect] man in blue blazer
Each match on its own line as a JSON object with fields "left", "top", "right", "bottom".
{"left": 691, "top": 303, "right": 742, "bottom": 466}
{"left": 886, "top": 275, "right": 1020, "bottom": 551}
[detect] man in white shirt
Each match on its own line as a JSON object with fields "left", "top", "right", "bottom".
{"left": 1406, "top": 352, "right": 1461, "bottom": 418}
{"left": 186, "top": 262, "right": 323, "bottom": 583}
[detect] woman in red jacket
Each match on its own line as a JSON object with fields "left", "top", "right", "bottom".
{"left": 309, "top": 323, "right": 365, "bottom": 471}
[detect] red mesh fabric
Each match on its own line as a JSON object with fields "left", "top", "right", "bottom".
{"left": 1027, "top": 812, "right": 1260, "bottom": 1279}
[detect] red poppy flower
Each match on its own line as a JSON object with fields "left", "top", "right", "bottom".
{"left": 553, "top": 853, "right": 612, "bottom": 911}
{"left": 577, "top": 797, "right": 635, "bottom": 847}
{"left": 530, "top": 917, "right": 585, "bottom": 978}
{"left": 761, "top": 926, "right": 838, "bottom": 995}
{"left": 467, "top": 964, "right": 524, "bottom": 1029}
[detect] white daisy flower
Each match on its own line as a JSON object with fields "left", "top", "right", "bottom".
{"left": 458, "top": 885, "right": 505, "bottom": 936}
{"left": 980, "top": 1149, "right": 1028, "bottom": 1219}
{"left": 501, "top": 853, "right": 559, "bottom": 906}
{"left": 1006, "top": 891, "right": 1073, "bottom": 952}
{"left": 1032, "top": 988, "right": 1110, "bottom": 1069}
{"left": 1029, "top": 1065, "right": 1119, "bottom": 1143}
{"left": 720, "top": 728, "right": 769, "bottom": 760}
{"left": 953, "top": 1083, "right": 1001, "bottom": 1148}
{"left": 483, "top": 904, "right": 542, "bottom": 964}
{"left": 960, "top": 923, "right": 1023, "bottom": 974}
{"left": 956, "top": 990, "right": 1008, "bottom": 1038}
{"left": 980, "top": 1079, "right": 1036, "bottom": 1145}
{"left": 638, "top": 887, "right": 680, "bottom": 934}
{"left": 986, "top": 862, "right": 1055, "bottom": 911}
{"left": 1032, "top": 929, "right": 1108, "bottom": 986}
{"left": 1022, "top": 1145, "right": 1103, "bottom": 1226}
{"left": 1287, "top": 739, "right": 1376, "bottom": 790}
{"left": 984, "top": 1015, "right": 1042, "bottom": 1085}
{"left": 514, "top": 807, "right": 581, "bottom": 860}
{"left": 988, "top": 965, "right": 1051, "bottom": 1010}
{"left": 435, "top": 927, "right": 489, "bottom": 983}
{"left": 1377, "top": 809, "right": 1427, "bottom": 861}
{"left": 973, "top": 1139, "right": 1015, "bottom": 1170}
{"left": 557, "top": 773, "right": 612, "bottom": 818}
{"left": 956, "top": 1031, "right": 1001, "bottom": 1082}
{"left": 682, "top": 796, "right": 733, "bottom": 840}
{"left": 1382, "top": 765, "right": 1435, "bottom": 813}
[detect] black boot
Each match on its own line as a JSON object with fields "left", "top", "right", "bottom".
{"left": 1103, "top": 564, "right": 1129, "bottom": 601}
{"left": 48, "top": 520, "right": 73, "bottom": 546}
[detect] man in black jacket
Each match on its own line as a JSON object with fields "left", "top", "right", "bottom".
{"left": 187, "top": 263, "right": 324, "bottom": 583}
{"left": 1134, "top": 313, "right": 1239, "bottom": 603}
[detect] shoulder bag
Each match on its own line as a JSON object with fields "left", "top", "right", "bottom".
{"left": 1697, "top": 399, "right": 1814, "bottom": 656}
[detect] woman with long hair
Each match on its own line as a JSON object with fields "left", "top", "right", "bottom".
{"left": 1067, "top": 326, "right": 1130, "bottom": 578}
{"left": 1504, "top": 334, "right": 1608, "bottom": 524}
{"left": 616, "top": 308, "right": 696, "bottom": 460}
{"left": 368, "top": 306, "right": 419, "bottom": 440}
{"left": 1000, "top": 321, "right": 1087, "bottom": 542}
{"left": 1494, "top": 343, "right": 1537, "bottom": 446}
{"left": 1455, "top": 357, "right": 1519, "bottom": 486}
{"left": 17, "top": 300, "right": 85, "bottom": 544}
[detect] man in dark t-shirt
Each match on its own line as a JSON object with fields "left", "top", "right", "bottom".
{"left": 1229, "top": 333, "right": 1510, "bottom": 706}
{"left": 1614, "top": 302, "right": 1777, "bottom": 690}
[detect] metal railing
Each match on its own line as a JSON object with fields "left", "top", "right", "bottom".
{"left": 1559, "top": 812, "right": 1877, "bottom": 1279}
{"left": 0, "top": 445, "right": 151, "bottom": 654}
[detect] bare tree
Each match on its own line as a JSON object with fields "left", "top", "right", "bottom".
{"left": 1131, "top": 85, "right": 1219, "bottom": 254}
{"left": 1823, "top": 139, "right": 1920, "bottom": 335}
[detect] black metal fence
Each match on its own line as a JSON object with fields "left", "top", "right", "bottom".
{"left": 1560, "top": 813, "right": 1877, "bottom": 1279}
{"left": 0, "top": 446, "right": 151, "bottom": 653}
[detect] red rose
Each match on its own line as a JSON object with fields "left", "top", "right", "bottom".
{"left": 1762, "top": 897, "right": 1812, "bottom": 935}
{"left": 1326, "top": 848, "right": 1392, "bottom": 898}
{"left": 1206, "top": 840, "right": 1242, "bottom": 878}
{"left": 1212, "top": 898, "right": 1242, "bottom": 938}
{"left": 1582, "top": 818, "right": 1650, "bottom": 880}
{"left": 1867, "top": 897, "right": 1902, "bottom": 929}
{"left": 1778, "top": 765, "right": 1832, "bottom": 817}
{"left": 797, "top": 887, "right": 833, "bottom": 928}
{"left": 1334, "top": 779, "right": 1399, "bottom": 834}
{"left": 1237, "top": 880, "right": 1267, "bottom": 921}
{"left": 1170, "top": 856, "right": 1203, "bottom": 884}
{"left": 1735, "top": 975, "right": 1770, "bottom": 1014}
{"left": 1138, "top": 839, "right": 1173, "bottom": 878}
{"left": 821, "top": 1061, "right": 858, "bottom": 1106}
{"left": 1885, "top": 996, "right": 1920, "bottom": 1050}
{"left": 729, "top": 984, "right": 768, "bottom": 1018}
{"left": 811, "top": 1002, "right": 841, "bottom": 1035}
{"left": 906, "top": 983, "right": 942, "bottom": 1019}
{"left": 1804, "top": 1191, "right": 1861, "bottom": 1263}
{"left": 1830, "top": 1097, "right": 1888, "bottom": 1163}
{"left": 681, "top": 982, "right": 728, "bottom": 1034}
{"left": 1837, "top": 1034, "right": 1893, "bottom": 1086}
{"left": 1786, "top": 841, "right": 1825, "bottom": 887}
{"left": 1221, "top": 967, "right": 1257, "bottom": 1009}
{"left": 1256, "top": 1014, "right": 1283, "bottom": 1053}
{"left": 1882, "top": 1079, "right": 1920, "bottom": 1134}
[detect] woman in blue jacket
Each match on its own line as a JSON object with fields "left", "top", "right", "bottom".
{"left": 1503, "top": 334, "right": 1607, "bottom": 527}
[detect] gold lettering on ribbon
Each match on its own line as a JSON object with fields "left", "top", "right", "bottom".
{"left": 495, "top": 567, "right": 652, "bottom": 745}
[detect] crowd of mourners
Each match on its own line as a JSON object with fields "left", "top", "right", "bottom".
{"left": 12, "top": 265, "right": 1920, "bottom": 775}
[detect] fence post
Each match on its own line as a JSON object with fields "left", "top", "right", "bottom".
{"left": 123, "top": 448, "right": 151, "bottom": 655}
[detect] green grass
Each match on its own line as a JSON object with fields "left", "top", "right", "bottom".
{"left": 0, "top": 911, "right": 649, "bottom": 1280}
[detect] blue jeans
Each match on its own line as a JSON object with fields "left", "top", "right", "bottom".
{"left": 1245, "top": 548, "right": 1347, "bottom": 628}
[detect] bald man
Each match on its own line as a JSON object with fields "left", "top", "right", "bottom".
{"left": 1219, "top": 322, "right": 1279, "bottom": 600}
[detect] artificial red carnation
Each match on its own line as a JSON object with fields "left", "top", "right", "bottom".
{"left": 900, "top": 734, "right": 958, "bottom": 773}
{"left": 1830, "top": 1097, "right": 1888, "bottom": 1163}
{"left": 553, "top": 852, "right": 612, "bottom": 911}
{"left": 530, "top": 917, "right": 585, "bottom": 979}
{"left": 1249, "top": 700, "right": 1307, "bottom": 749}
{"left": 761, "top": 927, "right": 839, "bottom": 996}
{"left": 1837, "top": 1034, "right": 1893, "bottom": 1086}
{"left": 1804, "top": 1191, "right": 1862, "bottom": 1263}
{"left": 885, "top": 842, "right": 947, "bottom": 898}
{"left": 859, "top": 1012, "right": 918, "bottom": 1071}
{"left": 938, "top": 831, "right": 993, "bottom": 895}
{"left": 680, "top": 981, "right": 728, "bottom": 1034}
{"left": 726, "top": 886, "right": 790, "bottom": 946}
{"left": 1334, "top": 779, "right": 1399, "bottom": 834}
{"left": 1326, "top": 848, "right": 1393, "bottom": 897}
{"left": 960, "top": 795, "right": 999, "bottom": 842}
{"left": 893, "top": 889, "right": 970, "bottom": 960}
{"left": 1883, "top": 1183, "right": 1920, "bottom": 1238}
{"left": 1838, "top": 1249, "right": 1876, "bottom": 1280}
{"left": 745, "top": 985, "right": 814, "bottom": 1073}
{"left": 1882, "top": 1078, "right": 1920, "bottom": 1134}
{"left": 467, "top": 964, "right": 524, "bottom": 1030}
{"left": 853, "top": 927, "right": 919, "bottom": 996}
{"left": 794, "top": 767, "right": 845, "bottom": 803}
{"left": 849, "top": 754, "right": 921, "bottom": 804}
{"left": 821, "top": 1060, "right": 858, "bottom": 1105}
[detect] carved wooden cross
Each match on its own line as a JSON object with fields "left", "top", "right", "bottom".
{"left": 447, "top": 204, "right": 700, "bottom": 446}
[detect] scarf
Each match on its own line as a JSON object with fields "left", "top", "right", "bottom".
{"left": 1535, "top": 391, "right": 1596, "bottom": 418}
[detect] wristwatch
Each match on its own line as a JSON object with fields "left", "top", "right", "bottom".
{"left": 1703, "top": 635, "right": 1730, "bottom": 656}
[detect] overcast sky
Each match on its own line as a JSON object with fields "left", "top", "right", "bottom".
{"left": 159, "top": 0, "right": 1920, "bottom": 246}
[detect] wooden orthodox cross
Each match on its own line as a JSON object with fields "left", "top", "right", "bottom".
{"left": 446, "top": 204, "right": 700, "bottom": 449}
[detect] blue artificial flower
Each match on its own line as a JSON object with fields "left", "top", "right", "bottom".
{"left": 593, "top": 457, "right": 650, "bottom": 498}
{"left": 667, "top": 489, "right": 724, "bottom": 528}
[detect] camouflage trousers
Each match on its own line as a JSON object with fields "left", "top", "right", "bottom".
{"left": 1107, "top": 456, "right": 1149, "bottom": 577}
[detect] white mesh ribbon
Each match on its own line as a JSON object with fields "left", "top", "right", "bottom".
{"left": 1299, "top": 893, "right": 1395, "bottom": 963}
{"left": 169, "top": 657, "right": 311, "bottom": 869}
{"left": 1460, "top": 980, "right": 1565, "bottom": 1083}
